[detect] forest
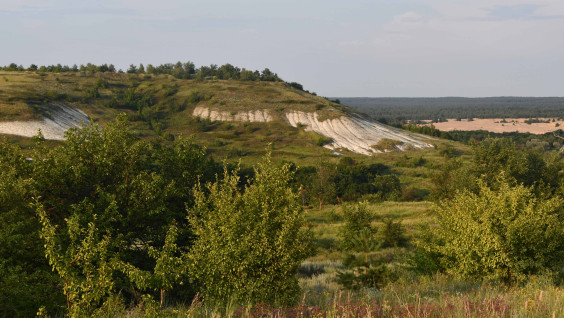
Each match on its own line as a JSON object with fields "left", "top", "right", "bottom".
{"left": 339, "top": 97, "right": 564, "bottom": 123}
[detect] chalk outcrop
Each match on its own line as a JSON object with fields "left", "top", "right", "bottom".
{"left": 0, "top": 104, "right": 90, "bottom": 140}
{"left": 193, "top": 106, "right": 272, "bottom": 122}
{"left": 285, "top": 111, "right": 431, "bottom": 155}
{"left": 193, "top": 106, "right": 432, "bottom": 155}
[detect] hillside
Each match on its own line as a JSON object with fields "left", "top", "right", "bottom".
{"left": 0, "top": 71, "right": 433, "bottom": 158}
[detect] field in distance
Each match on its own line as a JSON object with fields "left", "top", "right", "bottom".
{"left": 424, "top": 117, "right": 564, "bottom": 134}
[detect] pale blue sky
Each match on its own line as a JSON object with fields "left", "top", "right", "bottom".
{"left": 1, "top": 0, "right": 563, "bottom": 97}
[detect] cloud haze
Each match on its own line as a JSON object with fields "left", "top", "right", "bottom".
{"left": 1, "top": 0, "right": 562, "bottom": 97}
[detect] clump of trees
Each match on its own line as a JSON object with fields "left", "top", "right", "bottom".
{"left": 290, "top": 157, "right": 402, "bottom": 209}
{"left": 0, "top": 117, "right": 313, "bottom": 316}
{"left": 0, "top": 62, "right": 283, "bottom": 83}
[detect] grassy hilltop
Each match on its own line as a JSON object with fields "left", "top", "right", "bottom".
{"left": 0, "top": 70, "right": 356, "bottom": 161}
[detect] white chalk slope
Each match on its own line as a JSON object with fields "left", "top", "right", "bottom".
{"left": 285, "top": 111, "right": 431, "bottom": 155}
{"left": 0, "top": 104, "right": 90, "bottom": 140}
{"left": 193, "top": 106, "right": 272, "bottom": 122}
{"left": 193, "top": 107, "right": 432, "bottom": 155}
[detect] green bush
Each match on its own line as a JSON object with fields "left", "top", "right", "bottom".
{"left": 372, "top": 138, "right": 403, "bottom": 152}
{"left": 340, "top": 202, "right": 376, "bottom": 251}
{"left": 381, "top": 218, "right": 408, "bottom": 248}
{"left": 428, "top": 177, "right": 564, "bottom": 282}
{"left": 188, "top": 154, "right": 314, "bottom": 306}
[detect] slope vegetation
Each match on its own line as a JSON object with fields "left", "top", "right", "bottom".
{"left": 0, "top": 71, "right": 432, "bottom": 156}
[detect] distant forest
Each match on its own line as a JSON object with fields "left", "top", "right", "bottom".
{"left": 337, "top": 97, "right": 564, "bottom": 123}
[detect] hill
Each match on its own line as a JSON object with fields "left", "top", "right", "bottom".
{"left": 0, "top": 71, "right": 432, "bottom": 158}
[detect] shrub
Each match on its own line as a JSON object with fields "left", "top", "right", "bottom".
{"left": 380, "top": 218, "right": 408, "bottom": 248}
{"left": 372, "top": 138, "right": 403, "bottom": 152}
{"left": 340, "top": 202, "right": 375, "bottom": 251}
{"left": 428, "top": 177, "right": 564, "bottom": 282}
{"left": 188, "top": 154, "right": 314, "bottom": 306}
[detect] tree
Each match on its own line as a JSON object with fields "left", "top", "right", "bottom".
{"left": 260, "top": 68, "right": 278, "bottom": 81}
{"left": 38, "top": 204, "right": 115, "bottom": 317}
{"left": 310, "top": 161, "right": 336, "bottom": 209}
{"left": 428, "top": 177, "right": 564, "bottom": 282}
{"left": 127, "top": 64, "right": 138, "bottom": 74}
{"left": 0, "top": 139, "right": 64, "bottom": 316}
{"left": 31, "top": 117, "right": 215, "bottom": 314}
{"left": 337, "top": 202, "right": 390, "bottom": 290}
{"left": 146, "top": 64, "right": 155, "bottom": 74}
{"left": 340, "top": 202, "right": 376, "bottom": 254}
{"left": 115, "top": 223, "right": 186, "bottom": 309}
{"left": 187, "top": 153, "right": 314, "bottom": 305}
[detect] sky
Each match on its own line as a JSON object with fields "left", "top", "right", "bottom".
{"left": 1, "top": 0, "right": 563, "bottom": 97}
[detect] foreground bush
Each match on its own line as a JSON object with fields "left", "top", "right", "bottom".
{"left": 429, "top": 177, "right": 564, "bottom": 282}
{"left": 188, "top": 154, "right": 314, "bottom": 306}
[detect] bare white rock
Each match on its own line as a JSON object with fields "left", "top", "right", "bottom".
{"left": 193, "top": 106, "right": 272, "bottom": 123}
{"left": 193, "top": 106, "right": 432, "bottom": 155}
{"left": 0, "top": 104, "right": 90, "bottom": 140}
{"left": 285, "top": 111, "right": 432, "bottom": 155}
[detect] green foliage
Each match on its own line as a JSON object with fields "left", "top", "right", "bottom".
{"left": 315, "top": 135, "right": 333, "bottom": 147}
{"left": 372, "top": 175, "right": 401, "bottom": 201}
{"left": 310, "top": 160, "right": 337, "bottom": 209}
{"left": 94, "top": 78, "right": 108, "bottom": 89}
{"left": 339, "top": 202, "right": 376, "bottom": 252}
{"left": 38, "top": 206, "right": 115, "bottom": 317}
{"left": 84, "top": 86, "right": 100, "bottom": 99}
{"left": 372, "top": 138, "right": 403, "bottom": 152}
{"left": 0, "top": 139, "right": 64, "bottom": 316}
{"left": 187, "top": 90, "right": 213, "bottom": 105}
{"left": 395, "top": 154, "right": 427, "bottom": 168}
{"left": 337, "top": 202, "right": 393, "bottom": 290}
{"left": 429, "top": 177, "right": 564, "bottom": 282}
{"left": 381, "top": 218, "right": 408, "bottom": 248}
{"left": 432, "top": 137, "right": 563, "bottom": 201}
{"left": 188, "top": 154, "right": 314, "bottom": 306}
{"left": 438, "top": 145, "right": 457, "bottom": 158}
{"left": 472, "top": 137, "right": 559, "bottom": 191}
{"left": 115, "top": 223, "right": 187, "bottom": 309}
{"left": 336, "top": 255, "right": 390, "bottom": 290}
{"left": 28, "top": 117, "right": 216, "bottom": 315}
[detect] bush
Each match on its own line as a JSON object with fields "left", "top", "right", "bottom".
{"left": 188, "top": 154, "right": 314, "bottom": 305}
{"left": 372, "top": 138, "right": 403, "bottom": 152}
{"left": 84, "top": 86, "right": 100, "bottom": 99}
{"left": 381, "top": 218, "right": 408, "bottom": 248}
{"left": 340, "top": 202, "right": 375, "bottom": 251}
{"left": 336, "top": 256, "right": 390, "bottom": 290}
{"left": 428, "top": 177, "right": 564, "bottom": 282}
